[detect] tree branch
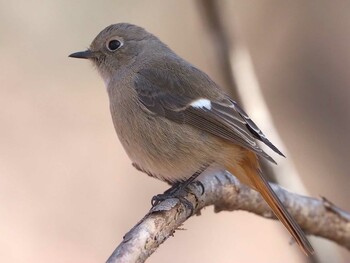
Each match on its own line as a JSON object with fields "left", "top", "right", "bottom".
{"left": 106, "top": 171, "right": 350, "bottom": 263}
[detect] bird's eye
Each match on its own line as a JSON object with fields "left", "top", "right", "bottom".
{"left": 107, "top": 39, "right": 122, "bottom": 51}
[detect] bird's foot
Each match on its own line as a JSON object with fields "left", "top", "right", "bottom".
{"left": 151, "top": 182, "right": 194, "bottom": 213}
{"left": 151, "top": 168, "right": 208, "bottom": 215}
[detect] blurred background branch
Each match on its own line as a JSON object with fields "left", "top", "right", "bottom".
{"left": 197, "top": 0, "right": 348, "bottom": 262}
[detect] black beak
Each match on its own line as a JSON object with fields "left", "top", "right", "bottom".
{"left": 68, "top": 50, "right": 94, "bottom": 59}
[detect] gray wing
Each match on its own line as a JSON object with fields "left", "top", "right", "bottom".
{"left": 134, "top": 68, "right": 284, "bottom": 163}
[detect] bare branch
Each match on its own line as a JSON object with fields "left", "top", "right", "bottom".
{"left": 106, "top": 171, "right": 350, "bottom": 263}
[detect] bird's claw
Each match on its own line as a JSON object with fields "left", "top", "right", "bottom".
{"left": 151, "top": 186, "right": 194, "bottom": 216}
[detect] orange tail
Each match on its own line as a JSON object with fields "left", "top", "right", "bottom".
{"left": 227, "top": 152, "right": 314, "bottom": 256}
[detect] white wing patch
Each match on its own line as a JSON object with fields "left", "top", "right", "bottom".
{"left": 190, "top": 98, "right": 212, "bottom": 110}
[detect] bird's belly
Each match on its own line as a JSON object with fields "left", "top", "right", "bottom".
{"left": 113, "top": 109, "right": 216, "bottom": 183}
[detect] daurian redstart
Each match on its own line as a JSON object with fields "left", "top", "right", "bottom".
{"left": 69, "top": 23, "right": 314, "bottom": 256}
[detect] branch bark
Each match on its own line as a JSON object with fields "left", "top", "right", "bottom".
{"left": 106, "top": 171, "right": 350, "bottom": 263}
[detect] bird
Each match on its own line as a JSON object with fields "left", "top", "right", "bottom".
{"left": 69, "top": 23, "right": 314, "bottom": 256}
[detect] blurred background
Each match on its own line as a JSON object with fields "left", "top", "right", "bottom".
{"left": 0, "top": 1, "right": 349, "bottom": 262}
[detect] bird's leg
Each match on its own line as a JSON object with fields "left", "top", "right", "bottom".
{"left": 151, "top": 167, "right": 207, "bottom": 213}
{"left": 133, "top": 162, "right": 197, "bottom": 209}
